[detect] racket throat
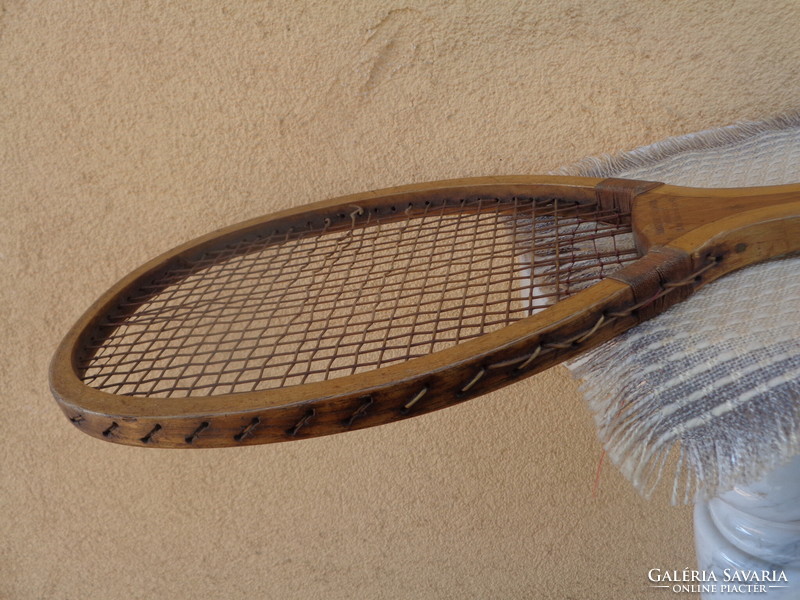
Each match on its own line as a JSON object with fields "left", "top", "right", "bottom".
{"left": 595, "top": 178, "right": 663, "bottom": 220}
{"left": 630, "top": 182, "right": 800, "bottom": 253}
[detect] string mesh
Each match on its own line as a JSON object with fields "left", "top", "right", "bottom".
{"left": 78, "top": 195, "right": 637, "bottom": 397}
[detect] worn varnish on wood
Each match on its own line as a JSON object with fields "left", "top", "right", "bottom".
{"left": 49, "top": 176, "right": 800, "bottom": 447}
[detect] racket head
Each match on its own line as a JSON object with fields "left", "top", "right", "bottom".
{"left": 50, "top": 176, "right": 800, "bottom": 448}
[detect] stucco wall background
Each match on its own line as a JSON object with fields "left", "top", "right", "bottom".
{"left": 2, "top": 1, "right": 798, "bottom": 598}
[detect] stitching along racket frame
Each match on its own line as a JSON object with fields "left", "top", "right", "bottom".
{"left": 49, "top": 176, "right": 800, "bottom": 448}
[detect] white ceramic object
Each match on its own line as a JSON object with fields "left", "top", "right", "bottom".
{"left": 694, "top": 454, "right": 800, "bottom": 598}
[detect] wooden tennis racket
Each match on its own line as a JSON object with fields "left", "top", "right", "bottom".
{"left": 49, "top": 176, "right": 800, "bottom": 448}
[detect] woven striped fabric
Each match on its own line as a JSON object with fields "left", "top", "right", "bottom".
{"left": 557, "top": 113, "right": 800, "bottom": 503}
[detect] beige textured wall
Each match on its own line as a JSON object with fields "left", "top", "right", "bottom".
{"left": 2, "top": 1, "right": 798, "bottom": 598}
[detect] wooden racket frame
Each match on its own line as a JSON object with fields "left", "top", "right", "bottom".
{"left": 49, "top": 176, "right": 800, "bottom": 448}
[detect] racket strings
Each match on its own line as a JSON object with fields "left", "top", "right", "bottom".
{"left": 79, "top": 196, "right": 637, "bottom": 397}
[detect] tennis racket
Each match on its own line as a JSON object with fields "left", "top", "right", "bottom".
{"left": 49, "top": 176, "right": 800, "bottom": 448}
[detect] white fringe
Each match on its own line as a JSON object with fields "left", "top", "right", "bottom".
{"left": 554, "top": 111, "right": 800, "bottom": 179}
